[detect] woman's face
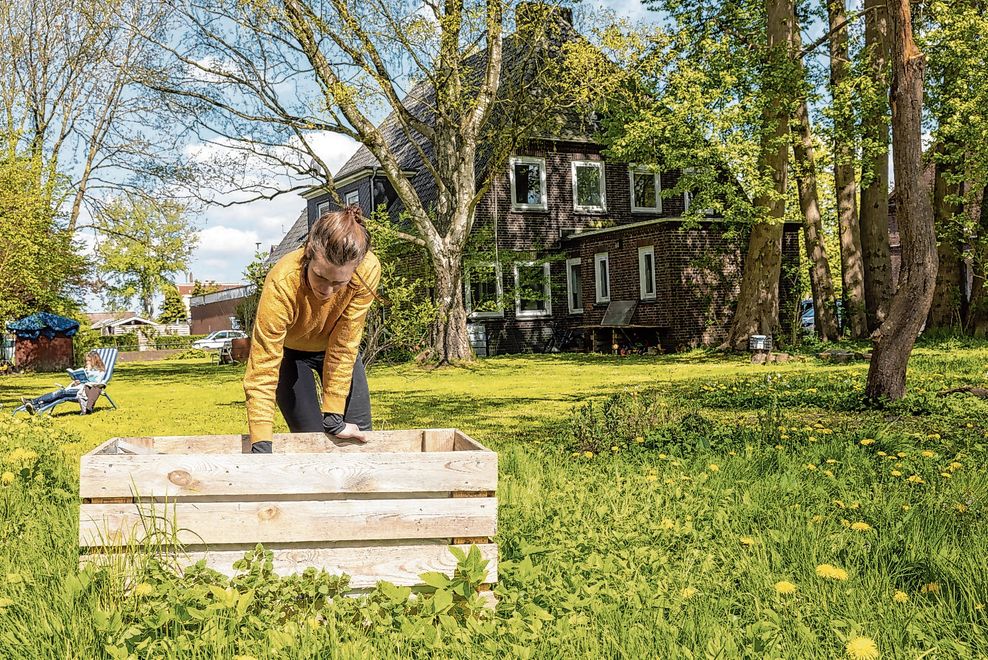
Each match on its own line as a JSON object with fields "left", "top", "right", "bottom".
{"left": 306, "top": 253, "right": 359, "bottom": 301}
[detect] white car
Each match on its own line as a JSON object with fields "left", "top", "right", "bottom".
{"left": 192, "top": 330, "right": 248, "bottom": 350}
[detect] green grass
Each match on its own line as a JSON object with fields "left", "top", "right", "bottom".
{"left": 1, "top": 345, "right": 987, "bottom": 657}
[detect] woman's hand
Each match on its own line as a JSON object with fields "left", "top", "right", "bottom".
{"left": 334, "top": 423, "right": 367, "bottom": 443}
{"left": 323, "top": 413, "right": 367, "bottom": 443}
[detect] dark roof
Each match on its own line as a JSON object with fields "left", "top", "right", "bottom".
{"left": 7, "top": 312, "right": 80, "bottom": 339}
{"left": 329, "top": 9, "right": 596, "bottom": 206}
{"left": 267, "top": 210, "right": 308, "bottom": 264}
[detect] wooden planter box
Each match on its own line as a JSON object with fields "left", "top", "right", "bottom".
{"left": 79, "top": 429, "right": 498, "bottom": 593}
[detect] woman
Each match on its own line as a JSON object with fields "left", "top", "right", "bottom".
{"left": 22, "top": 350, "right": 106, "bottom": 415}
{"left": 243, "top": 205, "right": 381, "bottom": 453}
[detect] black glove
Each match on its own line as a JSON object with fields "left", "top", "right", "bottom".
{"left": 251, "top": 441, "right": 272, "bottom": 454}
{"left": 322, "top": 412, "right": 346, "bottom": 436}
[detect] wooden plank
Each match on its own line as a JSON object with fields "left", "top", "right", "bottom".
{"left": 453, "top": 430, "right": 492, "bottom": 453}
{"left": 133, "top": 431, "right": 426, "bottom": 455}
{"left": 80, "top": 543, "right": 497, "bottom": 589}
{"left": 423, "top": 429, "right": 455, "bottom": 452}
{"left": 116, "top": 440, "right": 160, "bottom": 456}
{"left": 79, "top": 497, "right": 498, "bottom": 547}
{"left": 89, "top": 437, "right": 120, "bottom": 456}
{"left": 80, "top": 452, "right": 498, "bottom": 499}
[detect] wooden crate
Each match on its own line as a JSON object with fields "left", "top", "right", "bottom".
{"left": 79, "top": 429, "right": 497, "bottom": 592}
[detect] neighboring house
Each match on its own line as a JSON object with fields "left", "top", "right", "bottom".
{"left": 190, "top": 285, "right": 254, "bottom": 335}
{"left": 176, "top": 275, "right": 245, "bottom": 324}
{"left": 267, "top": 4, "right": 801, "bottom": 354}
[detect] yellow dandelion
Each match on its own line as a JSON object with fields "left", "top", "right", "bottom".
{"left": 848, "top": 502, "right": 860, "bottom": 510}
{"left": 0, "top": 472, "right": 13, "bottom": 486}
{"left": 815, "top": 564, "right": 848, "bottom": 581}
{"left": 877, "top": 451, "right": 887, "bottom": 456}
{"left": 860, "top": 438, "right": 876, "bottom": 446}
{"left": 774, "top": 580, "right": 797, "bottom": 595}
{"left": 681, "top": 587, "right": 698, "bottom": 599}
{"left": 921, "top": 582, "right": 940, "bottom": 594}
{"left": 940, "top": 472, "right": 952, "bottom": 478}
{"left": 0, "top": 597, "right": 13, "bottom": 609}
{"left": 893, "top": 591, "right": 909, "bottom": 603}
{"left": 583, "top": 451, "right": 593, "bottom": 458}
{"left": 810, "top": 515, "right": 824, "bottom": 523}
{"left": 806, "top": 463, "right": 817, "bottom": 471}
{"left": 975, "top": 603, "right": 985, "bottom": 611}
{"left": 611, "top": 445, "right": 619, "bottom": 452}
{"left": 907, "top": 475, "right": 925, "bottom": 485}
{"left": 897, "top": 452, "right": 907, "bottom": 458}
{"left": 780, "top": 434, "right": 790, "bottom": 440}
{"left": 660, "top": 518, "right": 675, "bottom": 530}
{"left": 808, "top": 436, "right": 818, "bottom": 443}
{"left": 658, "top": 453, "right": 668, "bottom": 459}
{"left": 902, "top": 504, "right": 911, "bottom": 512}
{"left": 133, "top": 582, "right": 155, "bottom": 598}
{"left": 890, "top": 470, "right": 902, "bottom": 477}
{"left": 833, "top": 499, "right": 846, "bottom": 509}
{"left": 6, "top": 573, "right": 22, "bottom": 584}
{"left": 927, "top": 433, "right": 941, "bottom": 440}
{"left": 645, "top": 474, "right": 658, "bottom": 482}
{"left": 921, "top": 450, "right": 935, "bottom": 458}
{"left": 954, "top": 502, "right": 968, "bottom": 513}
{"left": 826, "top": 458, "right": 838, "bottom": 464}
{"left": 708, "top": 463, "right": 720, "bottom": 473}
{"left": 824, "top": 470, "right": 835, "bottom": 478}
{"left": 850, "top": 521, "right": 872, "bottom": 532}
{"left": 948, "top": 461, "right": 962, "bottom": 471}
{"left": 845, "top": 636, "right": 880, "bottom": 660}
{"left": 634, "top": 436, "right": 644, "bottom": 444}
{"left": 775, "top": 444, "right": 784, "bottom": 450}
{"left": 739, "top": 536, "right": 757, "bottom": 546}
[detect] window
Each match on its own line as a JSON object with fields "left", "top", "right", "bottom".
{"left": 566, "top": 258, "right": 583, "bottom": 313}
{"left": 595, "top": 252, "right": 610, "bottom": 303}
{"left": 683, "top": 190, "right": 713, "bottom": 215}
{"left": 514, "top": 262, "right": 551, "bottom": 318}
{"left": 638, "top": 246, "right": 656, "bottom": 300}
{"left": 465, "top": 263, "right": 503, "bottom": 318}
{"left": 509, "top": 156, "right": 547, "bottom": 210}
{"left": 572, "top": 160, "right": 606, "bottom": 212}
{"left": 345, "top": 190, "right": 360, "bottom": 206}
{"left": 317, "top": 201, "right": 330, "bottom": 217}
{"left": 630, "top": 167, "right": 661, "bottom": 213}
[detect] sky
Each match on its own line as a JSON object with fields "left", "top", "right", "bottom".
{"left": 174, "top": 0, "right": 658, "bottom": 291}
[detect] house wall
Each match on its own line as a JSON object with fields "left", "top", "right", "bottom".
{"left": 191, "top": 297, "right": 245, "bottom": 334}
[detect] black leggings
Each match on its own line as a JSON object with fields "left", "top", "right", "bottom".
{"left": 252, "top": 349, "right": 372, "bottom": 453}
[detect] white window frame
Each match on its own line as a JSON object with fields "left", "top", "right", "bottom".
{"left": 629, "top": 166, "right": 662, "bottom": 213}
{"left": 345, "top": 190, "right": 360, "bottom": 206}
{"left": 464, "top": 262, "right": 504, "bottom": 319}
{"left": 595, "top": 252, "right": 610, "bottom": 303}
{"left": 509, "top": 156, "right": 548, "bottom": 211}
{"left": 317, "top": 201, "right": 330, "bottom": 217}
{"left": 638, "top": 246, "right": 656, "bottom": 300}
{"left": 514, "top": 261, "right": 552, "bottom": 318}
{"left": 571, "top": 160, "right": 606, "bottom": 213}
{"left": 566, "top": 258, "right": 583, "bottom": 314}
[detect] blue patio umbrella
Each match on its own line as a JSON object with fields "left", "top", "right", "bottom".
{"left": 6, "top": 312, "right": 80, "bottom": 339}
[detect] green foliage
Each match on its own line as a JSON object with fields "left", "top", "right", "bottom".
{"left": 234, "top": 251, "right": 271, "bottom": 336}
{"left": 0, "top": 144, "right": 87, "bottom": 329}
{"left": 157, "top": 285, "right": 188, "bottom": 324}
{"left": 361, "top": 211, "right": 438, "bottom": 366}
{"left": 95, "top": 195, "right": 197, "bottom": 319}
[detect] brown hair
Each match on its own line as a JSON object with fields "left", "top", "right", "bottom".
{"left": 85, "top": 350, "right": 106, "bottom": 372}
{"left": 304, "top": 204, "right": 370, "bottom": 268}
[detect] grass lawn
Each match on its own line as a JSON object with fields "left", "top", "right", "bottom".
{"left": 1, "top": 344, "right": 987, "bottom": 657}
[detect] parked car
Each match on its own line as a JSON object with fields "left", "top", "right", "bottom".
{"left": 800, "top": 299, "right": 846, "bottom": 334}
{"left": 192, "top": 330, "right": 248, "bottom": 350}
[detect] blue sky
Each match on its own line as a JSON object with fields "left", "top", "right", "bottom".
{"left": 178, "top": 0, "right": 658, "bottom": 289}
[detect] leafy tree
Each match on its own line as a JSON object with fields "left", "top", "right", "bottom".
{"left": 158, "top": 284, "right": 188, "bottom": 324}
{"left": 234, "top": 251, "right": 272, "bottom": 336}
{"left": 0, "top": 143, "right": 87, "bottom": 329}
{"left": 95, "top": 195, "right": 197, "bottom": 319}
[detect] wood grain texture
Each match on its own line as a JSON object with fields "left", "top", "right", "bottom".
{"left": 80, "top": 543, "right": 497, "bottom": 589}
{"left": 102, "top": 431, "right": 428, "bottom": 455}
{"left": 79, "top": 497, "right": 498, "bottom": 547}
{"left": 80, "top": 452, "right": 497, "bottom": 499}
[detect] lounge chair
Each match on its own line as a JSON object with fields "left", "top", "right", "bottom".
{"left": 12, "top": 347, "right": 119, "bottom": 416}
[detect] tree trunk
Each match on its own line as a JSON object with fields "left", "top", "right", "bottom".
{"left": 865, "top": 0, "right": 937, "bottom": 401}
{"left": 860, "top": 0, "right": 895, "bottom": 331}
{"left": 430, "top": 246, "right": 472, "bottom": 363}
{"left": 827, "top": 0, "right": 868, "bottom": 338}
{"left": 792, "top": 99, "right": 840, "bottom": 341}
{"left": 927, "top": 145, "right": 964, "bottom": 330}
{"left": 720, "top": 0, "right": 792, "bottom": 350}
{"left": 966, "top": 185, "right": 988, "bottom": 336}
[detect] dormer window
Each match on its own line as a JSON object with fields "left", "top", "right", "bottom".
{"left": 510, "top": 156, "right": 547, "bottom": 211}
{"left": 572, "top": 160, "right": 606, "bottom": 212}
{"left": 630, "top": 166, "right": 661, "bottom": 213}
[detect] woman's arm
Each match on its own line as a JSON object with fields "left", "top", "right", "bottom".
{"left": 243, "top": 273, "right": 295, "bottom": 443}
{"left": 319, "top": 254, "right": 381, "bottom": 417}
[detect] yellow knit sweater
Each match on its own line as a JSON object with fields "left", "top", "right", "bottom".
{"left": 243, "top": 248, "right": 381, "bottom": 442}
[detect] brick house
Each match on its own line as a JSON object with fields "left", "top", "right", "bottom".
{"left": 269, "top": 5, "right": 801, "bottom": 354}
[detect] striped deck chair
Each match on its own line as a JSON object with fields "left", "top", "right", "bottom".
{"left": 12, "top": 347, "right": 119, "bottom": 416}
